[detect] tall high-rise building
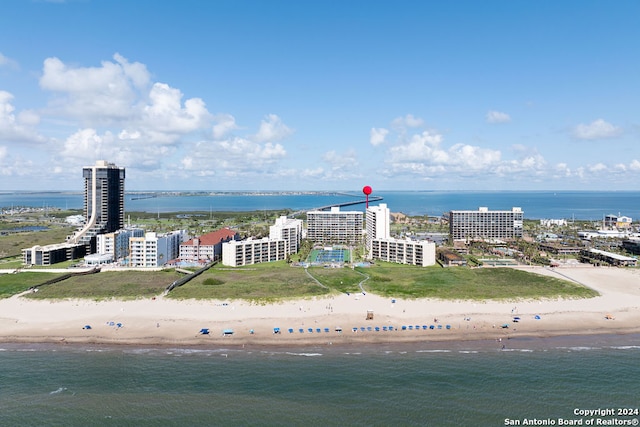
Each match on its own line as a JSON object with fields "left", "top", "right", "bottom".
{"left": 24, "top": 160, "right": 125, "bottom": 265}
{"left": 449, "top": 207, "right": 524, "bottom": 241}
{"left": 366, "top": 203, "right": 390, "bottom": 252}
{"left": 306, "top": 207, "right": 363, "bottom": 245}
{"left": 70, "top": 160, "right": 125, "bottom": 245}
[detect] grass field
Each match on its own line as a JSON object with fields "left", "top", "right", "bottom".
{"left": 169, "top": 261, "right": 332, "bottom": 301}
{"left": 0, "top": 226, "right": 75, "bottom": 259}
{"left": 0, "top": 272, "right": 68, "bottom": 298}
{"left": 0, "top": 262, "right": 600, "bottom": 302}
{"left": 21, "top": 270, "right": 183, "bottom": 300}
{"left": 357, "top": 262, "right": 599, "bottom": 300}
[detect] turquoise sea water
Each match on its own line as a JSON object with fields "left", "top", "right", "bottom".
{"left": 2, "top": 334, "right": 640, "bottom": 427}
{"left": 1, "top": 190, "right": 639, "bottom": 219}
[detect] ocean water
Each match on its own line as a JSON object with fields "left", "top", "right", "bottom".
{"left": 1, "top": 334, "right": 640, "bottom": 426}
{"left": 1, "top": 190, "right": 639, "bottom": 219}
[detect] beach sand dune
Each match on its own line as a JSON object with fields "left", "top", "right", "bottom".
{"left": 1, "top": 266, "right": 639, "bottom": 346}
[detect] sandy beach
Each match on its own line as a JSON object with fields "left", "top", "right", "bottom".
{"left": 1, "top": 266, "right": 639, "bottom": 347}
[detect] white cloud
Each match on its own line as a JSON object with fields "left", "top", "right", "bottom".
{"left": 573, "top": 119, "right": 622, "bottom": 140}
{"left": 141, "top": 83, "right": 210, "bottom": 138}
{"left": 0, "top": 52, "right": 18, "bottom": 70}
{"left": 486, "top": 110, "right": 511, "bottom": 124}
{"left": 59, "top": 128, "right": 107, "bottom": 162}
{"left": 370, "top": 127, "right": 388, "bottom": 146}
{"left": 589, "top": 163, "right": 607, "bottom": 173}
{"left": 40, "top": 54, "right": 150, "bottom": 122}
{"left": 323, "top": 149, "right": 358, "bottom": 171}
{"left": 0, "top": 91, "right": 46, "bottom": 143}
{"left": 392, "top": 114, "right": 424, "bottom": 129}
{"left": 254, "top": 114, "right": 293, "bottom": 142}
{"left": 212, "top": 113, "right": 239, "bottom": 139}
{"left": 629, "top": 160, "right": 640, "bottom": 171}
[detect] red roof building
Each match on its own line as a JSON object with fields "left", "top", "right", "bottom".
{"left": 179, "top": 228, "right": 239, "bottom": 262}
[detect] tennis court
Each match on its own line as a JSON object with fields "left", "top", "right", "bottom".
{"left": 308, "top": 248, "right": 351, "bottom": 263}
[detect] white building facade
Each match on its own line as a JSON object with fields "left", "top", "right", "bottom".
{"left": 306, "top": 207, "right": 363, "bottom": 245}
{"left": 222, "top": 238, "right": 287, "bottom": 267}
{"left": 96, "top": 228, "right": 144, "bottom": 262}
{"left": 128, "top": 230, "right": 188, "bottom": 267}
{"left": 371, "top": 238, "right": 436, "bottom": 267}
{"left": 269, "top": 216, "right": 303, "bottom": 255}
{"left": 366, "top": 203, "right": 390, "bottom": 254}
{"left": 449, "top": 207, "right": 524, "bottom": 241}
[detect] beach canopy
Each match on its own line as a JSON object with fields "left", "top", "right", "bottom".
{"left": 223, "top": 329, "right": 233, "bottom": 335}
{"left": 83, "top": 325, "right": 92, "bottom": 330}
{"left": 273, "top": 327, "right": 281, "bottom": 334}
{"left": 534, "top": 315, "right": 541, "bottom": 320}
{"left": 200, "top": 328, "right": 210, "bottom": 335}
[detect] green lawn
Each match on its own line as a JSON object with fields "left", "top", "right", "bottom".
{"left": 0, "top": 271, "right": 68, "bottom": 298}
{"left": 0, "top": 261, "right": 600, "bottom": 302}
{"left": 169, "top": 261, "right": 331, "bottom": 301}
{"left": 357, "top": 262, "right": 599, "bottom": 300}
{"left": 22, "top": 270, "right": 183, "bottom": 300}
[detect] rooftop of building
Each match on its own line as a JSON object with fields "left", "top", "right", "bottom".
{"left": 182, "top": 228, "right": 238, "bottom": 246}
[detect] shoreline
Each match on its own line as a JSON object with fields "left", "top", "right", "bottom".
{"left": 1, "top": 266, "right": 640, "bottom": 348}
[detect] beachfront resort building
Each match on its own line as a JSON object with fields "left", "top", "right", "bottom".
{"left": 449, "top": 207, "right": 524, "bottom": 241}
{"left": 221, "top": 237, "right": 287, "bottom": 267}
{"left": 306, "top": 207, "right": 363, "bottom": 245}
{"left": 269, "top": 216, "right": 303, "bottom": 255}
{"left": 128, "top": 230, "right": 189, "bottom": 267}
{"left": 22, "top": 160, "right": 126, "bottom": 266}
{"left": 179, "top": 228, "right": 238, "bottom": 263}
{"left": 371, "top": 238, "right": 436, "bottom": 267}
{"left": 69, "top": 160, "right": 126, "bottom": 247}
{"left": 95, "top": 228, "right": 145, "bottom": 263}
{"left": 365, "top": 203, "right": 390, "bottom": 251}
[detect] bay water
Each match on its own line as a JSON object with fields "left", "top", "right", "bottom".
{"left": 1, "top": 190, "right": 639, "bottom": 219}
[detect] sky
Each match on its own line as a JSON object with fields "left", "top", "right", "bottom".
{"left": 0, "top": 0, "right": 639, "bottom": 192}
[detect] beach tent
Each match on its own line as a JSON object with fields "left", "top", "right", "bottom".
{"left": 324, "top": 327, "right": 330, "bottom": 333}
{"left": 222, "top": 329, "right": 233, "bottom": 336}
{"left": 200, "top": 328, "right": 210, "bottom": 335}
{"left": 288, "top": 328, "right": 294, "bottom": 333}
{"left": 273, "top": 327, "right": 281, "bottom": 334}
{"left": 83, "top": 325, "right": 92, "bottom": 330}
{"left": 335, "top": 327, "right": 342, "bottom": 333}
{"left": 389, "top": 326, "right": 394, "bottom": 331}
{"left": 534, "top": 315, "right": 541, "bottom": 320}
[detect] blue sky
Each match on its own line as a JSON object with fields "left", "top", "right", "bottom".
{"left": 0, "top": 0, "right": 638, "bottom": 191}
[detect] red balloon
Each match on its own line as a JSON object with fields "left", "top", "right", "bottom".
{"left": 362, "top": 185, "right": 372, "bottom": 195}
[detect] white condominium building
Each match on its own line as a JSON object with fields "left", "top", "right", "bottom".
{"left": 128, "top": 230, "right": 188, "bottom": 267}
{"left": 306, "top": 207, "right": 363, "bottom": 245}
{"left": 96, "top": 228, "right": 144, "bottom": 262}
{"left": 366, "top": 203, "right": 390, "bottom": 252}
{"left": 449, "top": 207, "right": 524, "bottom": 241}
{"left": 371, "top": 238, "right": 436, "bottom": 267}
{"left": 269, "top": 216, "right": 303, "bottom": 255}
{"left": 222, "top": 238, "right": 287, "bottom": 267}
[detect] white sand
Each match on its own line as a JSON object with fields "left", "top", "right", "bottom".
{"left": 1, "top": 265, "right": 639, "bottom": 346}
